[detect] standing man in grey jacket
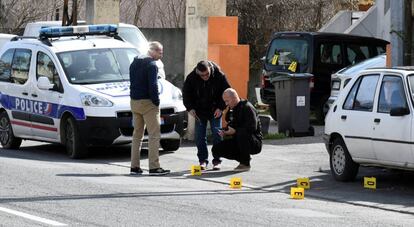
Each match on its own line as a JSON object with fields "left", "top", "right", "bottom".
{"left": 129, "top": 41, "right": 170, "bottom": 176}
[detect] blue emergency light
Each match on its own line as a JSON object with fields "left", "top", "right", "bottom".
{"left": 39, "top": 24, "right": 117, "bottom": 38}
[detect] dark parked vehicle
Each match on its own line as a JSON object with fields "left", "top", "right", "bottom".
{"left": 260, "top": 32, "right": 389, "bottom": 121}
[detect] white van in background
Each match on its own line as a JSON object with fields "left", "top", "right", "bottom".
{"left": 0, "top": 33, "right": 17, "bottom": 50}
{"left": 24, "top": 21, "right": 166, "bottom": 79}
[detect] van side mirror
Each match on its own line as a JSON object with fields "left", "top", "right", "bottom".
{"left": 390, "top": 107, "right": 410, "bottom": 116}
{"left": 37, "top": 76, "right": 54, "bottom": 90}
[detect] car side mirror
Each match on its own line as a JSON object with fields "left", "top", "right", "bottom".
{"left": 37, "top": 76, "right": 54, "bottom": 90}
{"left": 390, "top": 107, "right": 410, "bottom": 116}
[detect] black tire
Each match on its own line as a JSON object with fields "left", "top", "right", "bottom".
{"left": 64, "top": 117, "right": 88, "bottom": 159}
{"left": 285, "top": 129, "right": 294, "bottom": 137}
{"left": 0, "top": 111, "right": 22, "bottom": 149}
{"left": 308, "top": 126, "right": 315, "bottom": 136}
{"left": 329, "top": 138, "right": 359, "bottom": 181}
{"left": 269, "top": 104, "right": 277, "bottom": 121}
{"left": 160, "top": 139, "right": 180, "bottom": 152}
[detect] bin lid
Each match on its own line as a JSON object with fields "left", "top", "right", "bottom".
{"left": 269, "top": 72, "right": 313, "bottom": 82}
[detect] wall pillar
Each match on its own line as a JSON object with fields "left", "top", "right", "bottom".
{"left": 85, "top": 0, "right": 120, "bottom": 24}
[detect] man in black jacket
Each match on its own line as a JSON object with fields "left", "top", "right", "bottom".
{"left": 183, "top": 60, "right": 231, "bottom": 170}
{"left": 129, "top": 41, "right": 170, "bottom": 176}
{"left": 212, "top": 88, "right": 262, "bottom": 171}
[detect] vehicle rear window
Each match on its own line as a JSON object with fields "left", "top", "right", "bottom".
{"left": 265, "top": 38, "right": 309, "bottom": 72}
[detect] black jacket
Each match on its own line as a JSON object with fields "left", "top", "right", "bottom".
{"left": 129, "top": 57, "right": 159, "bottom": 106}
{"left": 227, "top": 99, "right": 263, "bottom": 154}
{"left": 183, "top": 61, "right": 230, "bottom": 120}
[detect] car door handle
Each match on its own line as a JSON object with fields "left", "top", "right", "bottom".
{"left": 22, "top": 92, "right": 28, "bottom": 96}
{"left": 31, "top": 94, "right": 38, "bottom": 97}
{"left": 374, "top": 118, "right": 381, "bottom": 123}
{"left": 341, "top": 115, "right": 347, "bottom": 120}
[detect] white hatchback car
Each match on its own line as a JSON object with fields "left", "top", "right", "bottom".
{"left": 324, "top": 67, "right": 414, "bottom": 181}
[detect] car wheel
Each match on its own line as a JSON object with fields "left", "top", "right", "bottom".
{"left": 64, "top": 117, "right": 87, "bottom": 159}
{"left": 160, "top": 139, "right": 180, "bottom": 152}
{"left": 0, "top": 111, "right": 22, "bottom": 149}
{"left": 269, "top": 104, "right": 277, "bottom": 121}
{"left": 330, "top": 138, "right": 359, "bottom": 181}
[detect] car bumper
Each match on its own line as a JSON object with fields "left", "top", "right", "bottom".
{"left": 323, "top": 133, "right": 330, "bottom": 153}
{"left": 76, "top": 110, "right": 187, "bottom": 146}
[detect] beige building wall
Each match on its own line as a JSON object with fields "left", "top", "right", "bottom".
{"left": 184, "top": 0, "right": 226, "bottom": 140}
{"left": 85, "top": 0, "right": 120, "bottom": 24}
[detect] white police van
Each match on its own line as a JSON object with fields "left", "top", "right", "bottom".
{"left": 0, "top": 25, "right": 187, "bottom": 158}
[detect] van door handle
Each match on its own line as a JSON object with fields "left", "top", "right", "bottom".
{"left": 31, "top": 94, "right": 38, "bottom": 97}
{"left": 341, "top": 115, "right": 347, "bottom": 120}
{"left": 22, "top": 92, "right": 28, "bottom": 96}
{"left": 374, "top": 118, "right": 381, "bottom": 123}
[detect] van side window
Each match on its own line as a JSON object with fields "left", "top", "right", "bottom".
{"left": 37, "top": 51, "right": 61, "bottom": 89}
{"left": 346, "top": 44, "right": 369, "bottom": 64}
{"left": 320, "top": 43, "right": 341, "bottom": 64}
{"left": 378, "top": 76, "right": 407, "bottom": 113}
{"left": 11, "top": 49, "right": 31, "bottom": 84}
{"left": 343, "top": 74, "right": 379, "bottom": 111}
{"left": 0, "top": 49, "right": 15, "bottom": 82}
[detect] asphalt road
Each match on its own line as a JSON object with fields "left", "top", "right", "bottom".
{"left": 1, "top": 132, "right": 414, "bottom": 226}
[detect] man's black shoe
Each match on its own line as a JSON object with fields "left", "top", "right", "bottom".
{"left": 149, "top": 168, "right": 170, "bottom": 176}
{"left": 130, "top": 167, "right": 143, "bottom": 175}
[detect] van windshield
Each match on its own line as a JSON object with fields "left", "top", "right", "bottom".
{"left": 117, "top": 27, "right": 149, "bottom": 56}
{"left": 57, "top": 48, "right": 139, "bottom": 84}
{"left": 266, "top": 38, "right": 309, "bottom": 72}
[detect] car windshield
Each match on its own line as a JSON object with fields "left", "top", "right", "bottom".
{"left": 266, "top": 38, "right": 309, "bottom": 72}
{"left": 337, "top": 54, "right": 386, "bottom": 75}
{"left": 57, "top": 48, "right": 138, "bottom": 84}
{"left": 117, "top": 27, "right": 149, "bottom": 56}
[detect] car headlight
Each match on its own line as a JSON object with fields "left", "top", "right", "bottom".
{"left": 172, "top": 86, "right": 183, "bottom": 100}
{"left": 80, "top": 93, "right": 113, "bottom": 107}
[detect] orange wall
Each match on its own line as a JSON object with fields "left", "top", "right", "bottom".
{"left": 207, "top": 16, "right": 249, "bottom": 99}
{"left": 208, "top": 45, "right": 249, "bottom": 99}
{"left": 208, "top": 17, "right": 238, "bottom": 45}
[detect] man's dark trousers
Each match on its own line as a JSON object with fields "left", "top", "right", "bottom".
{"left": 212, "top": 131, "right": 259, "bottom": 166}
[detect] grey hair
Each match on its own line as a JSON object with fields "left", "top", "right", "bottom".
{"left": 148, "top": 41, "right": 163, "bottom": 53}
{"left": 223, "top": 88, "right": 238, "bottom": 98}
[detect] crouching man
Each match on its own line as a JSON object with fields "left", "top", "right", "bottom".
{"left": 212, "top": 88, "right": 262, "bottom": 171}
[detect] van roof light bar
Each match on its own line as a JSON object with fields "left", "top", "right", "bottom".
{"left": 39, "top": 24, "right": 118, "bottom": 39}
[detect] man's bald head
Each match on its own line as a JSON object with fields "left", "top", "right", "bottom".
{"left": 223, "top": 88, "right": 240, "bottom": 108}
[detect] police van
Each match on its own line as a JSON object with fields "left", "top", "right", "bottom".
{"left": 0, "top": 25, "right": 187, "bottom": 158}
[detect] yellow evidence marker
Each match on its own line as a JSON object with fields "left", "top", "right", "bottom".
{"left": 364, "top": 177, "right": 376, "bottom": 189}
{"left": 290, "top": 187, "right": 305, "bottom": 199}
{"left": 191, "top": 165, "right": 202, "bottom": 176}
{"left": 297, "top": 178, "right": 310, "bottom": 189}
{"left": 230, "top": 177, "right": 242, "bottom": 189}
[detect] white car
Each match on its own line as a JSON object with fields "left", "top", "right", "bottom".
{"left": 0, "top": 25, "right": 187, "bottom": 158}
{"left": 324, "top": 67, "right": 414, "bottom": 181}
{"left": 324, "top": 54, "right": 386, "bottom": 115}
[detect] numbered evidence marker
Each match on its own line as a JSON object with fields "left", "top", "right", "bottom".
{"left": 230, "top": 177, "right": 242, "bottom": 189}
{"left": 364, "top": 177, "right": 376, "bottom": 189}
{"left": 290, "top": 187, "right": 305, "bottom": 199}
{"left": 191, "top": 165, "right": 202, "bottom": 176}
{"left": 297, "top": 178, "right": 310, "bottom": 189}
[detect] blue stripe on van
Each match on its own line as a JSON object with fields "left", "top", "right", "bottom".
{"left": 0, "top": 92, "right": 86, "bottom": 120}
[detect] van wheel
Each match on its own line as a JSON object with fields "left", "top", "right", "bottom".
{"left": 64, "top": 117, "right": 87, "bottom": 159}
{"left": 269, "top": 104, "right": 277, "bottom": 121}
{"left": 160, "top": 139, "right": 180, "bottom": 152}
{"left": 0, "top": 111, "right": 22, "bottom": 149}
{"left": 330, "top": 138, "right": 359, "bottom": 181}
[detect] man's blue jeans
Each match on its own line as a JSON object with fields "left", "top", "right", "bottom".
{"left": 195, "top": 117, "right": 222, "bottom": 163}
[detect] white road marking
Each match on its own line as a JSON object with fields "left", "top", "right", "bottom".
{"left": 0, "top": 206, "right": 67, "bottom": 226}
